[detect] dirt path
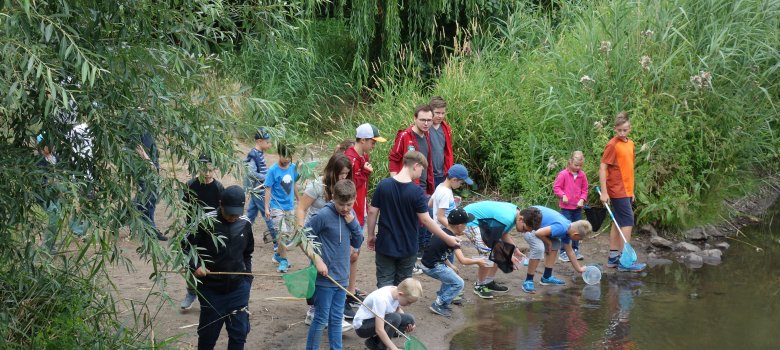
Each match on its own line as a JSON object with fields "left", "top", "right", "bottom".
{"left": 107, "top": 145, "right": 630, "bottom": 349}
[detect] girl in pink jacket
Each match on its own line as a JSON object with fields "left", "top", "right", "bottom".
{"left": 552, "top": 151, "right": 588, "bottom": 261}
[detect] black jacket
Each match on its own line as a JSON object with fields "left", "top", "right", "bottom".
{"left": 191, "top": 210, "right": 254, "bottom": 293}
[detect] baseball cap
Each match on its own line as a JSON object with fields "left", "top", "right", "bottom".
{"left": 355, "top": 123, "right": 387, "bottom": 142}
{"left": 198, "top": 154, "right": 211, "bottom": 163}
{"left": 448, "top": 208, "right": 475, "bottom": 225}
{"left": 254, "top": 127, "right": 271, "bottom": 140}
{"left": 447, "top": 164, "right": 473, "bottom": 185}
{"left": 221, "top": 185, "right": 246, "bottom": 216}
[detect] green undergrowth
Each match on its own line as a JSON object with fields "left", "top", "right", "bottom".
{"left": 338, "top": 0, "right": 780, "bottom": 229}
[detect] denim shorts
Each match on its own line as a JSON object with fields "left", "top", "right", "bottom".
{"left": 610, "top": 197, "right": 634, "bottom": 227}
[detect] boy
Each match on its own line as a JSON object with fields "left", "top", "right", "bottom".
{"left": 464, "top": 202, "right": 537, "bottom": 298}
{"left": 180, "top": 155, "right": 224, "bottom": 310}
{"left": 598, "top": 111, "right": 645, "bottom": 272}
{"left": 305, "top": 180, "right": 364, "bottom": 350}
{"left": 421, "top": 208, "right": 487, "bottom": 317}
{"left": 428, "top": 96, "right": 454, "bottom": 188}
{"left": 135, "top": 132, "right": 167, "bottom": 241}
{"left": 245, "top": 127, "right": 277, "bottom": 246}
{"left": 429, "top": 164, "right": 472, "bottom": 228}
{"left": 521, "top": 205, "right": 592, "bottom": 294}
{"left": 191, "top": 185, "right": 254, "bottom": 350}
{"left": 353, "top": 278, "right": 421, "bottom": 350}
{"left": 344, "top": 123, "right": 386, "bottom": 311}
{"left": 264, "top": 143, "right": 299, "bottom": 273}
{"left": 366, "top": 151, "right": 459, "bottom": 288}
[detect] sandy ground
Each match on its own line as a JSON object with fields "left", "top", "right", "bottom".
{"left": 107, "top": 148, "right": 631, "bottom": 350}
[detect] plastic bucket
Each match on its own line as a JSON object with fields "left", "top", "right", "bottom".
{"left": 582, "top": 265, "right": 602, "bottom": 285}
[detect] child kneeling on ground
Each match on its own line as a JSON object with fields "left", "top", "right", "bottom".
{"left": 353, "top": 278, "right": 421, "bottom": 350}
{"left": 421, "top": 208, "right": 487, "bottom": 317}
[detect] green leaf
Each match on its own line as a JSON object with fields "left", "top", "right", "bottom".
{"left": 81, "top": 61, "right": 89, "bottom": 85}
{"left": 44, "top": 23, "right": 53, "bottom": 42}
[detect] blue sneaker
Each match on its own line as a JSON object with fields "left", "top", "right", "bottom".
{"left": 574, "top": 249, "right": 584, "bottom": 260}
{"left": 521, "top": 280, "right": 536, "bottom": 294}
{"left": 607, "top": 255, "right": 620, "bottom": 268}
{"left": 617, "top": 262, "right": 647, "bottom": 272}
{"left": 558, "top": 251, "right": 570, "bottom": 262}
{"left": 429, "top": 302, "right": 452, "bottom": 317}
{"left": 540, "top": 275, "right": 565, "bottom": 286}
{"left": 277, "top": 258, "right": 289, "bottom": 273}
{"left": 272, "top": 252, "right": 281, "bottom": 264}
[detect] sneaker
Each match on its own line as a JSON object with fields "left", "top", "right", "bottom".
{"left": 429, "top": 302, "right": 452, "bottom": 317}
{"left": 558, "top": 251, "right": 571, "bottom": 262}
{"left": 277, "top": 258, "right": 289, "bottom": 273}
{"left": 473, "top": 284, "right": 494, "bottom": 299}
{"left": 341, "top": 319, "right": 354, "bottom": 332}
{"left": 617, "top": 262, "right": 647, "bottom": 272}
{"left": 483, "top": 280, "right": 509, "bottom": 293}
{"left": 273, "top": 242, "right": 278, "bottom": 252}
{"left": 540, "top": 275, "right": 566, "bottom": 286}
{"left": 180, "top": 291, "right": 197, "bottom": 310}
{"left": 575, "top": 248, "right": 584, "bottom": 260}
{"left": 412, "top": 266, "right": 423, "bottom": 275}
{"left": 304, "top": 306, "right": 314, "bottom": 325}
{"left": 522, "top": 280, "right": 536, "bottom": 294}
{"left": 272, "top": 252, "right": 281, "bottom": 264}
{"left": 607, "top": 255, "right": 620, "bottom": 268}
{"left": 343, "top": 305, "right": 356, "bottom": 320}
{"left": 452, "top": 294, "right": 464, "bottom": 305}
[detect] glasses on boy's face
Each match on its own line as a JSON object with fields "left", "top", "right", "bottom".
{"left": 418, "top": 119, "right": 433, "bottom": 124}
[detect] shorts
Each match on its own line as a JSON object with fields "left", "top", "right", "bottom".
{"left": 269, "top": 208, "right": 295, "bottom": 243}
{"left": 523, "top": 231, "right": 562, "bottom": 260}
{"left": 465, "top": 227, "right": 491, "bottom": 256}
{"left": 610, "top": 197, "right": 634, "bottom": 227}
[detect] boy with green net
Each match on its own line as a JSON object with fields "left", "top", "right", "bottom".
{"left": 305, "top": 179, "right": 364, "bottom": 349}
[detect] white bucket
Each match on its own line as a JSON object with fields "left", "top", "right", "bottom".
{"left": 582, "top": 265, "right": 602, "bottom": 285}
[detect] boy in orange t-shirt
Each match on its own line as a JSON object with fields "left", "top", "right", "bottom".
{"left": 599, "top": 111, "right": 644, "bottom": 272}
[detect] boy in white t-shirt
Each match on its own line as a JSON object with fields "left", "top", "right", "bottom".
{"left": 428, "top": 164, "right": 472, "bottom": 228}
{"left": 353, "top": 278, "right": 421, "bottom": 350}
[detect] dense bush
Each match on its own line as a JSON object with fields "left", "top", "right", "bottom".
{"left": 347, "top": 0, "right": 780, "bottom": 229}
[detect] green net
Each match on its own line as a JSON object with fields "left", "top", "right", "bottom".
{"left": 281, "top": 265, "right": 317, "bottom": 298}
{"left": 404, "top": 336, "right": 427, "bottom": 350}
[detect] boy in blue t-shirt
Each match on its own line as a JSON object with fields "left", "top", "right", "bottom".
{"left": 305, "top": 179, "right": 364, "bottom": 350}
{"left": 421, "top": 208, "right": 487, "bottom": 317}
{"left": 521, "top": 205, "right": 592, "bottom": 293}
{"left": 264, "top": 143, "right": 299, "bottom": 273}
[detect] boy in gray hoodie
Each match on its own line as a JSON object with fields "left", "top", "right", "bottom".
{"left": 305, "top": 179, "right": 364, "bottom": 350}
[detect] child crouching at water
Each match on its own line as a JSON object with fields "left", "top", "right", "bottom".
{"left": 353, "top": 278, "right": 421, "bottom": 350}
{"left": 421, "top": 208, "right": 487, "bottom": 317}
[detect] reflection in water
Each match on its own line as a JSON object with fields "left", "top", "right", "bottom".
{"left": 451, "top": 205, "right": 780, "bottom": 349}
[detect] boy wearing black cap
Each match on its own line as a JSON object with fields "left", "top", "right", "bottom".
{"left": 421, "top": 208, "right": 488, "bottom": 317}
{"left": 191, "top": 185, "right": 254, "bottom": 350}
{"left": 245, "top": 127, "right": 277, "bottom": 247}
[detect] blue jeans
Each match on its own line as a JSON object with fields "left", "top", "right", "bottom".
{"left": 197, "top": 278, "right": 252, "bottom": 350}
{"left": 417, "top": 195, "right": 432, "bottom": 255}
{"left": 422, "top": 263, "right": 464, "bottom": 306}
{"left": 306, "top": 286, "right": 346, "bottom": 350}
{"left": 560, "top": 208, "right": 582, "bottom": 251}
{"left": 135, "top": 180, "right": 158, "bottom": 230}
{"left": 246, "top": 190, "right": 277, "bottom": 240}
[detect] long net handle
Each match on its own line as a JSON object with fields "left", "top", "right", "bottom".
{"left": 595, "top": 187, "right": 629, "bottom": 244}
{"left": 323, "top": 274, "right": 411, "bottom": 341}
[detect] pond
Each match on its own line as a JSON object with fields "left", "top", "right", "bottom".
{"left": 450, "top": 208, "right": 780, "bottom": 349}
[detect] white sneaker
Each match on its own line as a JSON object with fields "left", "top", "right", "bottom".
{"left": 180, "top": 292, "right": 197, "bottom": 310}
{"left": 341, "top": 319, "right": 354, "bottom": 332}
{"left": 305, "top": 306, "right": 315, "bottom": 325}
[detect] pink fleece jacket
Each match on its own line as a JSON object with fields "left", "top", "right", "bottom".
{"left": 553, "top": 168, "right": 589, "bottom": 210}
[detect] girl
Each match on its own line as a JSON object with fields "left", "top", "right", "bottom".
{"left": 552, "top": 151, "right": 589, "bottom": 262}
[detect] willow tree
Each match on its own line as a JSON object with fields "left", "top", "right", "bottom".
{"left": 0, "top": 0, "right": 305, "bottom": 347}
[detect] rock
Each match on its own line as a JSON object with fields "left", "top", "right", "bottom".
{"left": 715, "top": 242, "right": 730, "bottom": 250}
{"left": 704, "top": 243, "right": 712, "bottom": 250}
{"left": 648, "top": 252, "right": 658, "bottom": 259}
{"left": 675, "top": 242, "right": 701, "bottom": 253}
{"left": 702, "top": 255, "right": 722, "bottom": 265}
{"left": 650, "top": 236, "right": 674, "bottom": 249}
{"left": 685, "top": 227, "right": 708, "bottom": 241}
{"left": 700, "top": 249, "right": 723, "bottom": 258}
{"left": 683, "top": 252, "right": 704, "bottom": 268}
{"left": 647, "top": 258, "right": 673, "bottom": 267}
{"left": 707, "top": 225, "right": 727, "bottom": 238}
{"left": 638, "top": 224, "right": 658, "bottom": 237}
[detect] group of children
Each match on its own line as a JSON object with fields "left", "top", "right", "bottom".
{"left": 173, "top": 98, "right": 643, "bottom": 350}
